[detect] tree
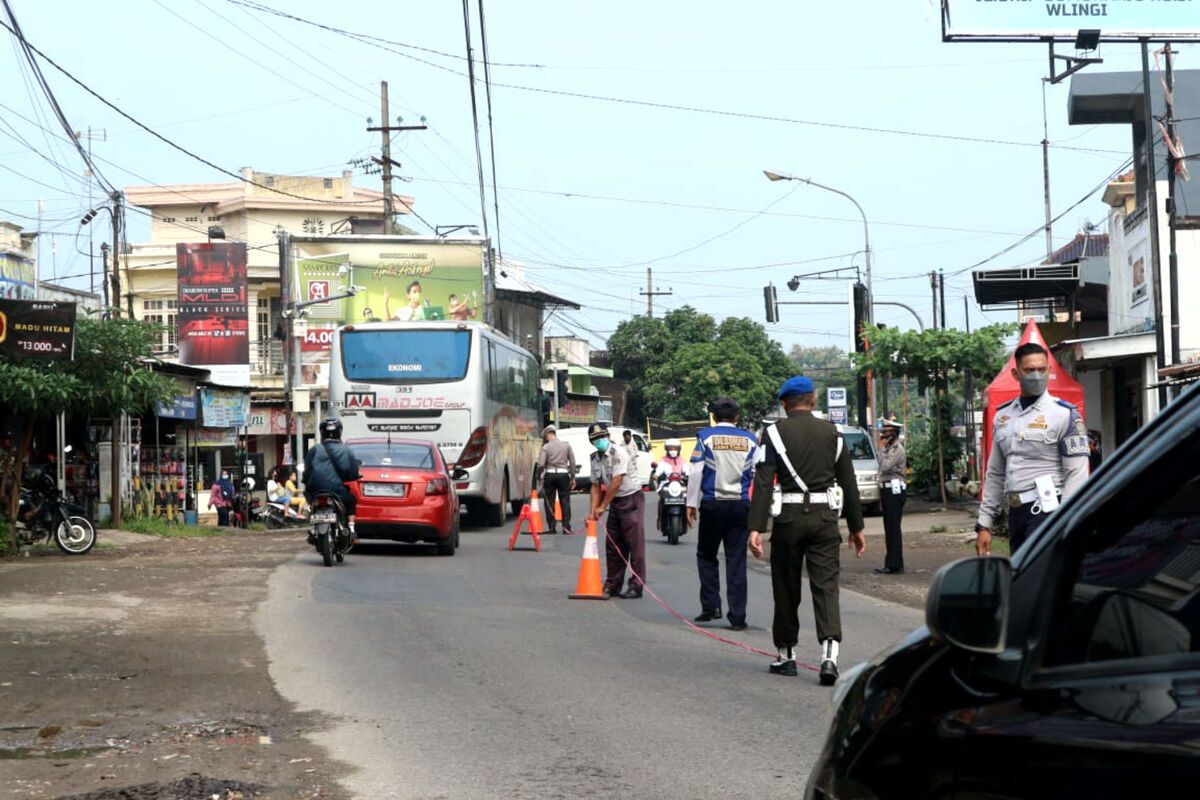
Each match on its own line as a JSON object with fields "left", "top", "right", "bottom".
{"left": 788, "top": 345, "right": 858, "bottom": 413}
{"left": 853, "top": 323, "right": 1016, "bottom": 504}
{"left": 608, "top": 307, "right": 792, "bottom": 425}
{"left": 0, "top": 317, "right": 178, "bottom": 542}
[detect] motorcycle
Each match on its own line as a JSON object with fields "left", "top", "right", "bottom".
{"left": 306, "top": 492, "right": 351, "bottom": 567}
{"left": 251, "top": 495, "right": 307, "bottom": 529}
{"left": 16, "top": 466, "right": 96, "bottom": 555}
{"left": 231, "top": 477, "right": 260, "bottom": 529}
{"left": 657, "top": 471, "right": 688, "bottom": 546}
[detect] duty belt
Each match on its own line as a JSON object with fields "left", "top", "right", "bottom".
{"left": 1007, "top": 487, "right": 1060, "bottom": 508}
{"left": 781, "top": 491, "right": 832, "bottom": 505}
{"left": 544, "top": 468, "right": 571, "bottom": 473}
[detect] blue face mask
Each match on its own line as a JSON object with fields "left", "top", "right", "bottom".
{"left": 593, "top": 438, "right": 610, "bottom": 453}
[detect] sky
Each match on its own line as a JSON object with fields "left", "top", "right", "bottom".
{"left": 0, "top": 0, "right": 1185, "bottom": 354}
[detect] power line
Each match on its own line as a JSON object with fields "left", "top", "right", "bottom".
{"left": 476, "top": 0, "right": 503, "bottom": 260}
{"left": 0, "top": 17, "right": 390, "bottom": 208}
{"left": 228, "top": 0, "right": 1122, "bottom": 156}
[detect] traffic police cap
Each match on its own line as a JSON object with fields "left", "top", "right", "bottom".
{"left": 880, "top": 418, "right": 904, "bottom": 430}
{"left": 587, "top": 422, "right": 609, "bottom": 441}
{"left": 542, "top": 424, "right": 557, "bottom": 436}
{"left": 777, "top": 375, "right": 815, "bottom": 399}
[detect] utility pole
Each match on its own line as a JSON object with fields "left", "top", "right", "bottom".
{"left": 1141, "top": 39, "right": 1169, "bottom": 411}
{"left": 1165, "top": 43, "right": 1182, "bottom": 396}
{"left": 929, "top": 272, "right": 939, "bottom": 329}
{"left": 938, "top": 269, "right": 947, "bottom": 330}
{"left": 963, "top": 295, "right": 976, "bottom": 480}
{"left": 74, "top": 127, "right": 106, "bottom": 294}
{"left": 109, "top": 192, "right": 122, "bottom": 319}
{"left": 1041, "top": 80, "right": 1054, "bottom": 260}
{"left": 639, "top": 267, "right": 673, "bottom": 317}
{"left": 366, "top": 82, "right": 427, "bottom": 234}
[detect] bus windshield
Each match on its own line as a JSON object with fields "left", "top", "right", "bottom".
{"left": 340, "top": 329, "right": 471, "bottom": 383}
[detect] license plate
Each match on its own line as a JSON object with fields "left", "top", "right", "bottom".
{"left": 664, "top": 496, "right": 686, "bottom": 505}
{"left": 363, "top": 482, "right": 407, "bottom": 498}
{"left": 312, "top": 510, "right": 337, "bottom": 523}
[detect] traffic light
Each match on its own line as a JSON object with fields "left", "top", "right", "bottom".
{"left": 763, "top": 283, "right": 779, "bottom": 323}
{"left": 556, "top": 369, "right": 570, "bottom": 406}
{"left": 851, "top": 282, "right": 868, "bottom": 353}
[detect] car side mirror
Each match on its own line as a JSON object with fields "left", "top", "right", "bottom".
{"left": 926, "top": 557, "right": 1012, "bottom": 654}
{"left": 451, "top": 468, "right": 470, "bottom": 481}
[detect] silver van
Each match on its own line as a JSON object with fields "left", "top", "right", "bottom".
{"left": 837, "top": 425, "right": 880, "bottom": 515}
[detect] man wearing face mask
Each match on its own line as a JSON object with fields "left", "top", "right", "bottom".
{"left": 976, "top": 342, "right": 1090, "bottom": 557}
{"left": 588, "top": 421, "right": 645, "bottom": 598}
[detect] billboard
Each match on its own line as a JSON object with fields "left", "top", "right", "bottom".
{"left": 0, "top": 299, "right": 75, "bottom": 360}
{"left": 943, "top": 0, "right": 1200, "bottom": 41}
{"left": 290, "top": 237, "right": 486, "bottom": 387}
{"left": 177, "top": 243, "right": 250, "bottom": 386}
{"left": 0, "top": 253, "right": 36, "bottom": 300}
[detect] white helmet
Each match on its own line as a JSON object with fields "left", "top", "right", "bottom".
{"left": 665, "top": 438, "right": 681, "bottom": 456}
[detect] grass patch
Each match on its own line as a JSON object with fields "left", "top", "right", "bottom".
{"left": 249, "top": 522, "right": 268, "bottom": 532}
{"left": 121, "top": 516, "right": 226, "bottom": 538}
{"left": 928, "top": 524, "right": 948, "bottom": 534}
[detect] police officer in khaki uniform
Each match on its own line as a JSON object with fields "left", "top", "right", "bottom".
{"left": 588, "top": 422, "right": 646, "bottom": 598}
{"left": 976, "top": 342, "right": 1089, "bottom": 556}
{"left": 533, "top": 425, "right": 576, "bottom": 535}
{"left": 875, "top": 419, "right": 906, "bottom": 575}
{"left": 749, "top": 376, "right": 866, "bottom": 685}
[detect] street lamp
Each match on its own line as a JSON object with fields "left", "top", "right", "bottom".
{"left": 764, "top": 169, "right": 876, "bottom": 428}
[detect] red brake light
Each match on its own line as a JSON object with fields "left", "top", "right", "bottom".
{"left": 456, "top": 426, "right": 489, "bottom": 469}
{"left": 426, "top": 476, "right": 449, "bottom": 496}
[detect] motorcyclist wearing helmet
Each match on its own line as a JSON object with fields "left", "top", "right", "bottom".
{"left": 653, "top": 438, "right": 688, "bottom": 533}
{"left": 303, "top": 417, "right": 362, "bottom": 534}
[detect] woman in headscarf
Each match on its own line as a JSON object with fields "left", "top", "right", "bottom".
{"left": 208, "top": 469, "right": 235, "bottom": 526}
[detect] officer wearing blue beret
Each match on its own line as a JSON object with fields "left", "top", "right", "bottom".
{"left": 748, "top": 375, "right": 865, "bottom": 685}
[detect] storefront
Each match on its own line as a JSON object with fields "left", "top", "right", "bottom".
{"left": 194, "top": 385, "right": 251, "bottom": 521}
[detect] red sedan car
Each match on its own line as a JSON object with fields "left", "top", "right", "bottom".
{"left": 346, "top": 439, "right": 463, "bottom": 555}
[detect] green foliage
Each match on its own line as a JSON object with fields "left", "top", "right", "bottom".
{"left": 122, "top": 516, "right": 223, "bottom": 538}
{"left": 854, "top": 324, "right": 1014, "bottom": 501}
{"left": 853, "top": 323, "right": 1017, "bottom": 390}
{"left": 608, "top": 307, "right": 793, "bottom": 424}
{"left": 788, "top": 345, "right": 858, "bottom": 412}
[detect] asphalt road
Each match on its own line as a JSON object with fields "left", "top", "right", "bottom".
{"left": 258, "top": 495, "right": 921, "bottom": 800}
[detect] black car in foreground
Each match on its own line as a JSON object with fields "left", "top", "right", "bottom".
{"left": 808, "top": 382, "right": 1200, "bottom": 799}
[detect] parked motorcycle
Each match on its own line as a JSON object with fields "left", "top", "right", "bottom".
{"left": 657, "top": 471, "right": 688, "bottom": 546}
{"left": 252, "top": 497, "right": 307, "bottom": 529}
{"left": 306, "top": 492, "right": 351, "bottom": 567}
{"left": 231, "top": 477, "right": 259, "bottom": 529}
{"left": 16, "top": 466, "right": 96, "bottom": 554}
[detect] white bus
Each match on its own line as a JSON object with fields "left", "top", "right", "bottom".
{"left": 329, "top": 321, "right": 540, "bottom": 527}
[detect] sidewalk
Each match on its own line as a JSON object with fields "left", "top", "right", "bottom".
{"left": 0, "top": 529, "right": 348, "bottom": 800}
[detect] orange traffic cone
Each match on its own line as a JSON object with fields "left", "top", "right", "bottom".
{"left": 508, "top": 504, "right": 541, "bottom": 552}
{"left": 553, "top": 495, "right": 564, "bottom": 523}
{"left": 529, "top": 490, "right": 545, "bottom": 534}
{"left": 569, "top": 518, "right": 606, "bottom": 600}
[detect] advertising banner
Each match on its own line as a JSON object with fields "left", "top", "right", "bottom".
{"left": 199, "top": 387, "right": 251, "bottom": 428}
{"left": 177, "top": 242, "right": 250, "bottom": 386}
{"left": 0, "top": 253, "right": 36, "bottom": 300}
{"left": 827, "top": 387, "right": 847, "bottom": 408}
{"left": 828, "top": 407, "right": 849, "bottom": 426}
{"left": 557, "top": 396, "right": 599, "bottom": 425}
{"left": 246, "top": 405, "right": 295, "bottom": 436}
{"left": 156, "top": 393, "right": 198, "bottom": 421}
{"left": 943, "top": 0, "right": 1200, "bottom": 41}
{"left": 290, "top": 237, "right": 486, "bottom": 387}
{"left": 0, "top": 299, "right": 75, "bottom": 360}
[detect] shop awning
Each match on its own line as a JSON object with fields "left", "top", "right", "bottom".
{"left": 1055, "top": 332, "right": 1156, "bottom": 368}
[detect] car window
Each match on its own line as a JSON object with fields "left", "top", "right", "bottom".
{"left": 634, "top": 434, "right": 650, "bottom": 453}
{"left": 353, "top": 443, "right": 435, "bottom": 470}
{"left": 1043, "top": 475, "right": 1200, "bottom": 668}
{"left": 842, "top": 431, "right": 875, "bottom": 461}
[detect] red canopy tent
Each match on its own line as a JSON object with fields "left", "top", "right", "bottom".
{"left": 980, "top": 320, "right": 1086, "bottom": 476}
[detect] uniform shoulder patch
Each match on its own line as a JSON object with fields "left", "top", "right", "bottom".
{"left": 1055, "top": 398, "right": 1077, "bottom": 410}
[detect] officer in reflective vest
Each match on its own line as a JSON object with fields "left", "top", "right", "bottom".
{"left": 976, "top": 342, "right": 1090, "bottom": 557}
